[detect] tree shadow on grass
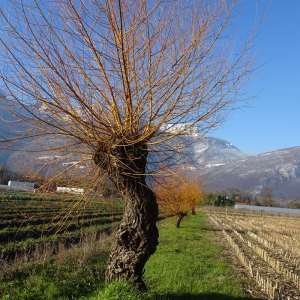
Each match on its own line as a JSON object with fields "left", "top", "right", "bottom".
{"left": 153, "top": 293, "right": 263, "bottom": 300}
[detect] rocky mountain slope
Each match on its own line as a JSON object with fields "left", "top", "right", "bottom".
{"left": 200, "top": 146, "right": 300, "bottom": 200}
{"left": 151, "top": 135, "right": 300, "bottom": 200}
{"left": 192, "top": 136, "right": 247, "bottom": 167}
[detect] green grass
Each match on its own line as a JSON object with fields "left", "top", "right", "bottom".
{"left": 91, "top": 280, "right": 142, "bottom": 300}
{"left": 1, "top": 211, "right": 250, "bottom": 300}
{"left": 0, "top": 242, "right": 109, "bottom": 300}
{"left": 91, "top": 212, "right": 250, "bottom": 300}
{"left": 144, "top": 213, "right": 250, "bottom": 300}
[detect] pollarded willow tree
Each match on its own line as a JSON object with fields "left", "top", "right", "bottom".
{"left": 0, "top": 0, "right": 251, "bottom": 289}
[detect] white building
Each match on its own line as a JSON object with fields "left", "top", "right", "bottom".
{"left": 8, "top": 180, "right": 35, "bottom": 192}
{"left": 56, "top": 186, "right": 84, "bottom": 195}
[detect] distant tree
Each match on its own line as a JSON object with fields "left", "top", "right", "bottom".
{"left": 239, "top": 191, "right": 253, "bottom": 205}
{"left": 226, "top": 188, "right": 242, "bottom": 203}
{"left": 0, "top": 0, "right": 251, "bottom": 289}
{"left": 203, "top": 193, "right": 217, "bottom": 206}
{"left": 0, "top": 166, "right": 9, "bottom": 184}
{"left": 0, "top": 165, "right": 28, "bottom": 184}
{"left": 260, "top": 187, "right": 274, "bottom": 207}
{"left": 288, "top": 200, "right": 300, "bottom": 209}
{"left": 155, "top": 173, "right": 202, "bottom": 228}
{"left": 203, "top": 191, "right": 236, "bottom": 207}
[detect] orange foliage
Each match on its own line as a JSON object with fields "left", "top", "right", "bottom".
{"left": 155, "top": 173, "right": 202, "bottom": 226}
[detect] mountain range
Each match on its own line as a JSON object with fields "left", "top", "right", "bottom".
{"left": 193, "top": 137, "right": 300, "bottom": 200}
{"left": 0, "top": 98, "right": 299, "bottom": 200}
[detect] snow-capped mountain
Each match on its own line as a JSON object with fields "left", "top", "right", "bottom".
{"left": 193, "top": 137, "right": 247, "bottom": 167}
{"left": 151, "top": 134, "right": 300, "bottom": 200}
{"left": 199, "top": 146, "right": 300, "bottom": 200}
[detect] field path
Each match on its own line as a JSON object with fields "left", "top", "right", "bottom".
{"left": 145, "top": 212, "right": 256, "bottom": 300}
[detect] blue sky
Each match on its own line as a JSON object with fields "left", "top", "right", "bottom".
{"left": 0, "top": 1, "right": 298, "bottom": 155}
{"left": 214, "top": 1, "right": 300, "bottom": 154}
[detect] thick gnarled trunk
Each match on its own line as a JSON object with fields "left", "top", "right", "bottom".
{"left": 94, "top": 143, "right": 158, "bottom": 290}
{"left": 93, "top": 143, "right": 159, "bottom": 290}
{"left": 105, "top": 178, "right": 159, "bottom": 290}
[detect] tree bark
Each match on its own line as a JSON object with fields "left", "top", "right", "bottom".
{"left": 191, "top": 207, "right": 196, "bottom": 215}
{"left": 93, "top": 143, "right": 159, "bottom": 290}
{"left": 176, "top": 212, "right": 187, "bottom": 228}
{"left": 105, "top": 178, "right": 159, "bottom": 290}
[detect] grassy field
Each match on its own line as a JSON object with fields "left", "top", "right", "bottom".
{"left": 0, "top": 235, "right": 111, "bottom": 299}
{"left": 0, "top": 190, "right": 258, "bottom": 300}
{"left": 0, "top": 191, "right": 123, "bottom": 300}
{"left": 0, "top": 200, "right": 251, "bottom": 300}
{"left": 144, "top": 213, "right": 250, "bottom": 300}
{"left": 0, "top": 191, "right": 122, "bottom": 264}
{"left": 93, "top": 213, "right": 251, "bottom": 300}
